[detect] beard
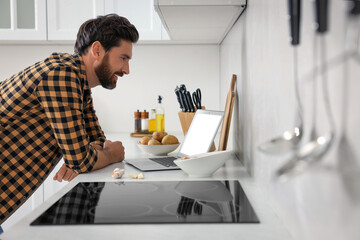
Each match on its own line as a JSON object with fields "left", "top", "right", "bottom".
{"left": 94, "top": 54, "right": 119, "bottom": 89}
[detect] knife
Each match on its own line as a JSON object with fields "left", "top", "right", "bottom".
{"left": 180, "top": 84, "right": 187, "bottom": 92}
{"left": 175, "top": 86, "right": 184, "bottom": 110}
{"left": 185, "top": 91, "right": 195, "bottom": 112}
{"left": 180, "top": 90, "right": 189, "bottom": 112}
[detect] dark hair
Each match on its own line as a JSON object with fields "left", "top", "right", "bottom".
{"left": 74, "top": 14, "right": 139, "bottom": 55}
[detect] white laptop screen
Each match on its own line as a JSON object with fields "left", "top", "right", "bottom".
{"left": 178, "top": 110, "right": 224, "bottom": 157}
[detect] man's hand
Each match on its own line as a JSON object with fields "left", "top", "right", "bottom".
{"left": 53, "top": 163, "right": 79, "bottom": 182}
{"left": 103, "top": 140, "right": 125, "bottom": 162}
{"left": 92, "top": 140, "right": 125, "bottom": 171}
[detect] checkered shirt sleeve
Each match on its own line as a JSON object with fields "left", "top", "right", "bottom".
{"left": 83, "top": 94, "right": 106, "bottom": 147}
{"left": 35, "top": 67, "right": 100, "bottom": 174}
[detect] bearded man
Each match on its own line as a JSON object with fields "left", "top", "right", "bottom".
{"left": 0, "top": 14, "right": 139, "bottom": 226}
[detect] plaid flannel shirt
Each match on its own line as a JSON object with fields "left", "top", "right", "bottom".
{"left": 0, "top": 53, "right": 106, "bottom": 224}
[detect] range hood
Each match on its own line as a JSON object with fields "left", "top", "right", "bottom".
{"left": 154, "top": 0, "right": 247, "bottom": 44}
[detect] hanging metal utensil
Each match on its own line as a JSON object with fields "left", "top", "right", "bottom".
{"left": 276, "top": 0, "right": 336, "bottom": 181}
{"left": 258, "top": 0, "right": 303, "bottom": 155}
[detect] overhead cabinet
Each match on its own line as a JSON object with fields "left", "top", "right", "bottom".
{"left": 0, "top": 0, "right": 245, "bottom": 43}
{"left": 0, "top": 0, "right": 47, "bottom": 40}
{"left": 47, "top": 0, "right": 164, "bottom": 41}
{"left": 0, "top": 0, "right": 166, "bottom": 42}
{"left": 47, "top": 0, "right": 105, "bottom": 41}
{"left": 154, "top": 0, "right": 247, "bottom": 44}
{"left": 105, "top": 0, "right": 168, "bottom": 41}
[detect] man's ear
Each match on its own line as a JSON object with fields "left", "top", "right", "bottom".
{"left": 90, "top": 41, "right": 104, "bottom": 60}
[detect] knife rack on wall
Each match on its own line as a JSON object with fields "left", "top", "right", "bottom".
{"left": 178, "top": 106, "right": 216, "bottom": 152}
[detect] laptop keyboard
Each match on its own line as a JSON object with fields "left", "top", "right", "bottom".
{"left": 149, "top": 157, "right": 178, "bottom": 167}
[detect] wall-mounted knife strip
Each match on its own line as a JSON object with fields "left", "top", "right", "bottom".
{"left": 218, "top": 74, "right": 237, "bottom": 151}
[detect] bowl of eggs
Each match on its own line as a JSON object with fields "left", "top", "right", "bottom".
{"left": 137, "top": 132, "right": 180, "bottom": 156}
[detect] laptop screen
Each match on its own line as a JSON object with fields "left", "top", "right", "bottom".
{"left": 178, "top": 110, "right": 224, "bottom": 157}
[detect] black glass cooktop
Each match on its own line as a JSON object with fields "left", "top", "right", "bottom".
{"left": 31, "top": 180, "right": 259, "bottom": 225}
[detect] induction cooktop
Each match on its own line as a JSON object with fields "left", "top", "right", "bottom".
{"left": 31, "top": 180, "right": 259, "bottom": 225}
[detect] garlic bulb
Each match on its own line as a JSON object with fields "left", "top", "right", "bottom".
{"left": 112, "top": 168, "right": 125, "bottom": 179}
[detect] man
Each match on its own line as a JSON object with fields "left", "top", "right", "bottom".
{"left": 0, "top": 14, "right": 139, "bottom": 226}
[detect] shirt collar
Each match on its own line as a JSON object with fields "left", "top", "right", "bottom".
{"left": 73, "top": 53, "right": 90, "bottom": 91}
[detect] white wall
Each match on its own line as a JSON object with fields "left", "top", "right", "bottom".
{"left": 220, "top": 0, "right": 360, "bottom": 239}
{"left": 0, "top": 44, "right": 220, "bottom": 134}
{"left": 92, "top": 44, "right": 220, "bottom": 134}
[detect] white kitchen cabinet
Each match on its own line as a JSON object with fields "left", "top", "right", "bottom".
{"left": 0, "top": 0, "right": 47, "bottom": 40}
{"left": 47, "top": 0, "right": 105, "bottom": 41}
{"left": 105, "top": 0, "right": 167, "bottom": 41}
{"left": 0, "top": 0, "right": 168, "bottom": 42}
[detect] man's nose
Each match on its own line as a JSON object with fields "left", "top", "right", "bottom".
{"left": 123, "top": 61, "right": 130, "bottom": 75}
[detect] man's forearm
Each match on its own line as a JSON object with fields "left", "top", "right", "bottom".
{"left": 91, "top": 140, "right": 125, "bottom": 171}
{"left": 92, "top": 149, "right": 114, "bottom": 171}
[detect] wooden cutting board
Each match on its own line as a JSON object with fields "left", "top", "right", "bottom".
{"left": 130, "top": 132, "right": 153, "bottom": 138}
{"left": 218, "top": 74, "right": 236, "bottom": 151}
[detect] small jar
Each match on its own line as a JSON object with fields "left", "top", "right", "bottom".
{"left": 141, "top": 110, "right": 149, "bottom": 131}
{"left": 134, "top": 110, "right": 141, "bottom": 133}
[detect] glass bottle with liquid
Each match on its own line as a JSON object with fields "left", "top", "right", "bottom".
{"left": 148, "top": 109, "right": 156, "bottom": 132}
{"left": 156, "top": 95, "right": 165, "bottom": 132}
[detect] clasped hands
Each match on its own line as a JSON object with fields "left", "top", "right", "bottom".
{"left": 53, "top": 140, "right": 125, "bottom": 182}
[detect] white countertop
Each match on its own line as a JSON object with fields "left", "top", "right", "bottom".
{"left": 1, "top": 133, "right": 292, "bottom": 240}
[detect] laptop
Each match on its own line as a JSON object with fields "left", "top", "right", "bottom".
{"left": 125, "top": 109, "right": 224, "bottom": 171}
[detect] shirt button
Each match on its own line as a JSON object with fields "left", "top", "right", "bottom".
{"left": 23, "top": 196, "right": 26, "bottom": 200}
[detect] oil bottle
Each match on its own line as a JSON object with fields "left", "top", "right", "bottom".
{"left": 148, "top": 109, "right": 156, "bottom": 132}
{"left": 155, "top": 95, "right": 165, "bottom": 132}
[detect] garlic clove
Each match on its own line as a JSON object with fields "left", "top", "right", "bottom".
{"left": 129, "top": 173, "right": 138, "bottom": 179}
